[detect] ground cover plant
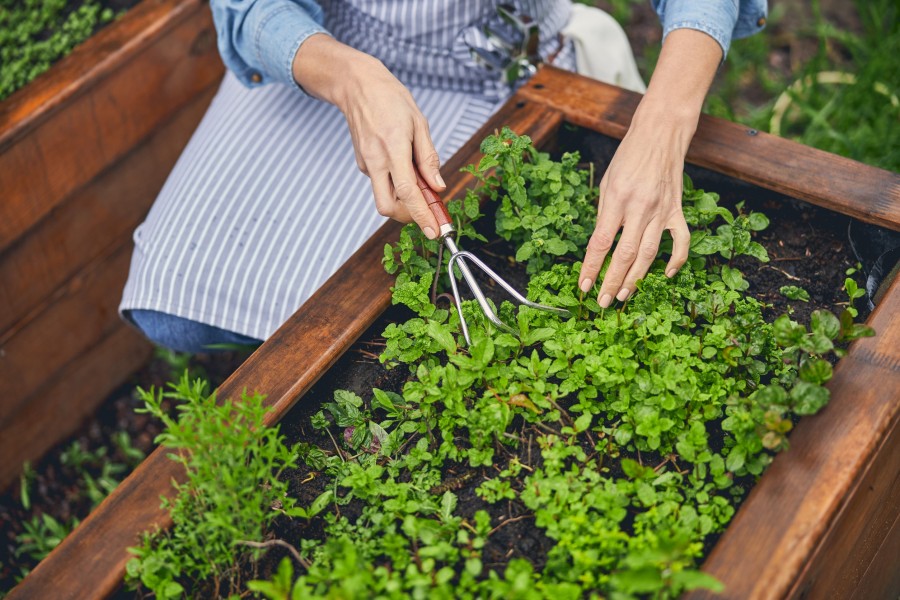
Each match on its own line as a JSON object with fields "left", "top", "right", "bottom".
{"left": 125, "top": 129, "right": 873, "bottom": 599}
{"left": 0, "top": 0, "right": 138, "bottom": 101}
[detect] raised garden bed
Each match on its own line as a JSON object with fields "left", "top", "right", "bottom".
{"left": 0, "top": 0, "right": 224, "bottom": 491}
{"left": 7, "top": 67, "right": 900, "bottom": 599}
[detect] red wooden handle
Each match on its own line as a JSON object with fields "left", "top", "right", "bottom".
{"left": 415, "top": 169, "right": 451, "bottom": 228}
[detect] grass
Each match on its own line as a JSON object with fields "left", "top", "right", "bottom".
{"left": 600, "top": 0, "right": 899, "bottom": 172}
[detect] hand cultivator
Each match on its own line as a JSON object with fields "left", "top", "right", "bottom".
{"left": 415, "top": 170, "right": 571, "bottom": 345}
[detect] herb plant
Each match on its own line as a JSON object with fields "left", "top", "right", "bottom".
{"left": 134, "top": 129, "right": 873, "bottom": 598}
{"left": 0, "top": 0, "right": 119, "bottom": 101}
{"left": 125, "top": 374, "right": 302, "bottom": 599}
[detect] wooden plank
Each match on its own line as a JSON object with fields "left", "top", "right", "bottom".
{"left": 0, "top": 241, "right": 135, "bottom": 431}
{"left": 7, "top": 101, "right": 564, "bottom": 600}
{"left": 687, "top": 275, "right": 900, "bottom": 600}
{"left": 0, "top": 84, "right": 218, "bottom": 338}
{"left": 517, "top": 67, "right": 900, "bottom": 231}
{"left": 0, "top": 0, "right": 223, "bottom": 253}
{"left": 793, "top": 396, "right": 899, "bottom": 599}
{"left": 0, "top": 325, "right": 152, "bottom": 490}
{"left": 852, "top": 512, "right": 900, "bottom": 600}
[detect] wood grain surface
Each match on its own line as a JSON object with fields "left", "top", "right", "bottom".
{"left": 685, "top": 276, "right": 900, "bottom": 599}
{"left": 0, "top": 324, "right": 152, "bottom": 492}
{"left": 0, "top": 85, "right": 217, "bottom": 339}
{"left": 0, "top": 0, "right": 223, "bottom": 253}
{"left": 0, "top": 0, "right": 222, "bottom": 489}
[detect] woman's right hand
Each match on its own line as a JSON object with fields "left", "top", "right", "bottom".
{"left": 292, "top": 33, "right": 445, "bottom": 239}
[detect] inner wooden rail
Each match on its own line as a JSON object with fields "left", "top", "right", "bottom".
{"left": 10, "top": 67, "right": 900, "bottom": 599}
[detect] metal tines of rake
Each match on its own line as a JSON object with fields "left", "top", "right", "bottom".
{"left": 416, "top": 170, "right": 571, "bottom": 346}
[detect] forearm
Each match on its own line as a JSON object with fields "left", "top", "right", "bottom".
{"left": 631, "top": 28, "right": 722, "bottom": 148}
{"left": 291, "top": 33, "right": 387, "bottom": 112}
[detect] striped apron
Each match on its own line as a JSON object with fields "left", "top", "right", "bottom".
{"left": 120, "top": 0, "right": 577, "bottom": 341}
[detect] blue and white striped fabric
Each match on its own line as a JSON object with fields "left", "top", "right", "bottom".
{"left": 120, "top": 0, "right": 576, "bottom": 341}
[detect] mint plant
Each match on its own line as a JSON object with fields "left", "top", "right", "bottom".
{"left": 134, "top": 128, "right": 873, "bottom": 598}
{"left": 780, "top": 285, "right": 811, "bottom": 302}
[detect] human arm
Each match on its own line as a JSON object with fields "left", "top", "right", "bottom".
{"left": 291, "top": 34, "right": 444, "bottom": 238}
{"left": 578, "top": 0, "right": 768, "bottom": 307}
{"left": 209, "top": 0, "right": 443, "bottom": 237}
{"left": 577, "top": 28, "right": 720, "bottom": 307}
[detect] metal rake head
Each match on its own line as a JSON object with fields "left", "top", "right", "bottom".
{"left": 443, "top": 237, "right": 571, "bottom": 346}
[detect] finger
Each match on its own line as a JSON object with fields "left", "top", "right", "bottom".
{"left": 618, "top": 223, "right": 665, "bottom": 300}
{"left": 412, "top": 117, "right": 445, "bottom": 190}
{"left": 596, "top": 219, "right": 645, "bottom": 308}
{"left": 389, "top": 149, "right": 439, "bottom": 239}
{"left": 371, "top": 171, "right": 410, "bottom": 222}
{"left": 578, "top": 206, "right": 622, "bottom": 295}
{"left": 666, "top": 214, "right": 690, "bottom": 277}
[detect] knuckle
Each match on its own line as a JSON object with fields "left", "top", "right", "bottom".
{"left": 393, "top": 179, "right": 415, "bottom": 200}
{"left": 375, "top": 202, "right": 392, "bottom": 218}
{"left": 615, "top": 242, "right": 638, "bottom": 262}
{"left": 639, "top": 243, "right": 658, "bottom": 261}
{"left": 422, "top": 151, "right": 440, "bottom": 168}
{"left": 591, "top": 231, "right": 615, "bottom": 252}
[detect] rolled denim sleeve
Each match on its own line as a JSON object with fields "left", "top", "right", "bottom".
{"left": 210, "top": 0, "right": 331, "bottom": 91}
{"left": 650, "top": 0, "right": 768, "bottom": 60}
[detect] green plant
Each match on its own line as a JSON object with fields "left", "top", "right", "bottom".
{"left": 705, "top": 0, "right": 899, "bottom": 171}
{"left": 14, "top": 513, "right": 79, "bottom": 574}
{"left": 843, "top": 277, "right": 866, "bottom": 317}
{"left": 0, "top": 0, "right": 118, "bottom": 101}
{"left": 125, "top": 373, "right": 302, "bottom": 599}
{"left": 780, "top": 285, "right": 810, "bottom": 302}
{"left": 240, "top": 129, "right": 872, "bottom": 598}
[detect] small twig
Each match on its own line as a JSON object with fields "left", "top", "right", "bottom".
{"left": 488, "top": 514, "right": 534, "bottom": 537}
{"left": 460, "top": 520, "right": 479, "bottom": 535}
{"left": 547, "top": 398, "right": 574, "bottom": 427}
{"left": 325, "top": 429, "right": 345, "bottom": 462}
{"left": 235, "top": 539, "right": 310, "bottom": 570}
{"left": 771, "top": 256, "right": 806, "bottom": 262}
{"left": 533, "top": 421, "right": 560, "bottom": 436}
{"left": 763, "top": 263, "right": 804, "bottom": 281}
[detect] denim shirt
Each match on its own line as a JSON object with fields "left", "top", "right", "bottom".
{"left": 211, "top": 0, "right": 767, "bottom": 90}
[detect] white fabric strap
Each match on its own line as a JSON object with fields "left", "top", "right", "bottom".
{"left": 562, "top": 4, "right": 646, "bottom": 93}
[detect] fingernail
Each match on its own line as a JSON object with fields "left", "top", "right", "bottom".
{"left": 616, "top": 288, "right": 629, "bottom": 302}
{"left": 599, "top": 294, "right": 612, "bottom": 308}
{"left": 666, "top": 268, "right": 677, "bottom": 278}
{"left": 423, "top": 226, "right": 436, "bottom": 239}
{"left": 435, "top": 173, "right": 446, "bottom": 188}
{"left": 579, "top": 278, "right": 593, "bottom": 293}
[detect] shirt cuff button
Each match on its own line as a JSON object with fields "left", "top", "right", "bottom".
{"left": 250, "top": 72, "right": 263, "bottom": 84}
{"left": 757, "top": 16, "right": 767, "bottom": 27}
